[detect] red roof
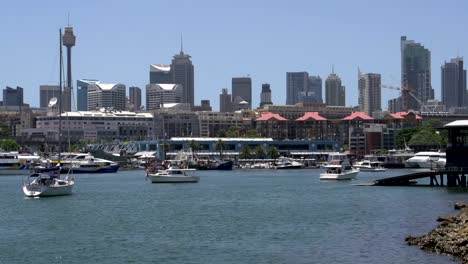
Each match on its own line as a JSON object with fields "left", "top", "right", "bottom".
{"left": 296, "top": 112, "right": 327, "bottom": 121}
{"left": 256, "top": 112, "right": 288, "bottom": 121}
{"left": 342, "top": 112, "right": 374, "bottom": 121}
{"left": 389, "top": 111, "right": 423, "bottom": 120}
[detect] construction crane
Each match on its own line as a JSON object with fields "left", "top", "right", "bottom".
{"left": 381, "top": 84, "right": 433, "bottom": 112}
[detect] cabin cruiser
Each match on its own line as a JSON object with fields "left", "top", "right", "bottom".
{"left": 23, "top": 170, "right": 74, "bottom": 197}
{"left": 45, "top": 152, "right": 120, "bottom": 173}
{"left": 353, "top": 160, "right": 386, "bottom": 172}
{"left": 404, "top": 151, "right": 446, "bottom": 169}
{"left": 275, "top": 157, "right": 304, "bottom": 169}
{"left": 146, "top": 167, "right": 199, "bottom": 183}
{"left": 320, "top": 154, "right": 359, "bottom": 180}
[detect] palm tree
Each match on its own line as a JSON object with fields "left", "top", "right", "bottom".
{"left": 267, "top": 146, "right": 280, "bottom": 163}
{"left": 239, "top": 145, "right": 251, "bottom": 160}
{"left": 216, "top": 139, "right": 225, "bottom": 160}
{"left": 255, "top": 145, "right": 266, "bottom": 159}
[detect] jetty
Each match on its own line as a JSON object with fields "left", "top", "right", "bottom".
{"left": 371, "top": 168, "right": 468, "bottom": 187}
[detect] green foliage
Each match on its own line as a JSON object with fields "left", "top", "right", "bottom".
{"left": 239, "top": 145, "right": 252, "bottom": 159}
{"left": 408, "top": 129, "right": 443, "bottom": 147}
{"left": 267, "top": 146, "right": 280, "bottom": 160}
{"left": 216, "top": 129, "right": 226, "bottom": 137}
{"left": 189, "top": 140, "right": 200, "bottom": 152}
{"left": 0, "top": 139, "right": 19, "bottom": 151}
{"left": 396, "top": 127, "right": 422, "bottom": 148}
{"left": 254, "top": 145, "right": 266, "bottom": 159}
{"left": 216, "top": 139, "right": 225, "bottom": 158}
{"left": 225, "top": 126, "right": 240, "bottom": 138}
{"left": 0, "top": 123, "right": 10, "bottom": 137}
{"left": 244, "top": 129, "right": 259, "bottom": 138}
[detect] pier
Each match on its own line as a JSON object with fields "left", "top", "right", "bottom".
{"left": 372, "top": 169, "right": 468, "bottom": 187}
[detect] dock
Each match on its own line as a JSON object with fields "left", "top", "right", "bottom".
{"left": 371, "top": 169, "right": 468, "bottom": 187}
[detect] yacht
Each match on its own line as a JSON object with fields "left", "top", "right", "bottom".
{"left": 0, "top": 151, "right": 40, "bottom": 175}
{"left": 146, "top": 167, "right": 199, "bottom": 183}
{"left": 353, "top": 160, "right": 386, "bottom": 172}
{"left": 404, "top": 151, "right": 446, "bottom": 169}
{"left": 320, "top": 154, "right": 359, "bottom": 180}
{"left": 275, "top": 157, "right": 304, "bottom": 169}
{"left": 46, "top": 152, "right": 120, "bottom": 173}
{"left": 23, "top": 170, "right": 74, "bottom": 197}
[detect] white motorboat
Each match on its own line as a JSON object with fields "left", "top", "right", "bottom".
{"left": 353, "top": 160, "right": 386, "bottom": 172}
{"left": 404, "top": 151, "right": 446, "bottom": 169}
{"left": 0, "top": 151, "right": 41, "bottom": 175}
{"left": 23, "top": 171, "right": 74, "bottom": 197}
{"left": 320, "top": 154, "right": 359, "bottom": 180}
{"left": 275, "top": 157, "right": 304, "bottom": 169}
{"left": 44, "top": 152, "right": 120, "bottom": 173}
{"left": 147, "top": 167, "right": 199, "bottom": 183}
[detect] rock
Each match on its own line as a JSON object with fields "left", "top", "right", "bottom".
{"left": 455, "top": 202, "right": 467, "bottom": 210}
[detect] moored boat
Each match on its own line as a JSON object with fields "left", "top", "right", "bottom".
{"left": 320, "top": 154, "right": 359, "bottom": 180}
{"left": 353, "top": 160, "right": 386, "bottom": 172}
{"left": 146, "top": 167, "right": 199, "bottom": 183}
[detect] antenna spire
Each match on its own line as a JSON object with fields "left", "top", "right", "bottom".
{"left": 67, "top": 12, "right": 70, "bottom": 26}
{"left": 332, "top": 65, "right": 334, "bottom": 74}
{"left": 180, "top": 34, "right": 184, "bottom": 54}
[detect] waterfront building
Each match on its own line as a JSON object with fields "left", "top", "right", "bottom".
{"left": 197, "top": 111, "right": 243, "bottom": 137}
{"left": 149, "top": 64, "right": 173, "bottom": 84}
{"left": 87, "top": 83, "right": 126, "bottom": 111}
{"left": 77, "top": 79, "right": 99, "bottom": 111}
{"left": 390, "top": 36, "right": 433, "bottom": 111}
{"left": 325, "top": 71, "right": 345, "bottom": 106}
{"left": 255, "top": 112, "right": 289, "bottom": 140}
{"left": 342, "top": 112, "right": 375, "bottom": 158}
{"left": 153, "top": 110, "right": 199, "bottom": 139}
{"left": 260, "top": 103, "right": 357, "bottom": 120}
{"left": 2, "top": 86, "right": 23, "bottom": 107}
{"left": 260, "top": 83, "right": 273, "bottom": 107}
{"left": 232, "top": 77, "right": 252, "bottom": 109}
{"left": 295, "top": 112, "right": 333, "bottom": 142}
{"left": 219, "top": 88, "right": 232, "bottom": 112}
{"left": 129, "top": 86, "right": 142, "bottom": 111}
{"left": 39, "top": 85, "right": 60, "bottom": 108}
{"left": 146, "top": 84, "right": 183, "bottom": 111}
{"left": 442, "top": 57, "right": 467, "bottom": 112}
{"left": 358, "top": 72, "right": 382, "bottom": 116}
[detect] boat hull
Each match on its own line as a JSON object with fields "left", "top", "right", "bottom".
{"left": 353, "top": 167, "right": 386, "bottom": 172}
{"left": 60, "top": 164, "right": 120, "bottom": 174}
{"left": 320, "top": 170, "right": 359, "bottom": 180}
{"left": 23, "top": 181, "right": 74, "bottom": 197}
{"left": 147, "top": 175, "right": 199, "bottom": 183}
{"left": 276, "top": 165, "right": 303, "bottom": 169}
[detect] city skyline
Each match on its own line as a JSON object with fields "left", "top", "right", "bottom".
{"left": 1, "top": 1, "right": 468, "bottom": 111}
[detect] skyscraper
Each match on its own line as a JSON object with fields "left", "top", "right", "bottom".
{"left": 62, "top": 26, "right": 76, "bottom": 112}
{"left": 400, "top": 36, "right": 433, "bottom": 111}
{"left": 308, "top": 76, "right": 322, "bottom": 103}
{"left": 325, "top": 70, "right": 345, "bottom": 106}
{"left": 219, "top": 88, "right": 232, "bottom": 112}
{"left": 260, "top": 83, "right": 273, "bottom": 107}
{"left": 87, "top": 83, "right": 126, "bottom": 111}
{"left": 40, "top": 85, "right": 60, "bottom": 108}
{"left": 172, "top": 46, "right": 194, "bottom": 106}
{"left": 146, "top": 84, "right": 183, "bottom": 111}
{"left": 442, "top": 57, "right": 467, "bottom": 111}
{"left": 286, "top": 72, "right": 309, "bottom": 105}
{"left": 149, "top": 64, "right": 172, "bottom": 84}
{"left": 129, "top": 86, "right": 142, "bottom": 111}
{"left": 76, "top": 79, "right": 99, "bottom": 111}
{"left": 232, "top": 77, "right": 252, "bottom": 109}
{"left": 2, "top": 86, "right": 23, "bottom": 106}
{"left": 358, "top": 72, "right": 381, "bottom": 115}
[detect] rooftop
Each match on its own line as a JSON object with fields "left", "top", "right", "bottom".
{"left": 296, "top": 112, "right": 327, "bottom": 121}
{"left": 256, "top": 112, "right": 288, "bottom": 121}
{"left": 342, "top": 112, "right": 374, "bottom": 121}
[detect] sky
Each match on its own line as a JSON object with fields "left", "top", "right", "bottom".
{"left": 1, "top": 0, "right": 468, "bottom": 111}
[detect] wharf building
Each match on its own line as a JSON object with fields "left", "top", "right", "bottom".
{"left": 325, "top": 70, "right": 345, "bottom": 106}
{"left": 87, "top": 83, "right": 126, "bottom": 111}
{"left": 442, "top": 57, "right": 467, "bottom": 112}
{"left": 232, "top": 77, "right": 252, "bottom": 109}
{"left": 260, "top": 83, "right": 273, "bottom": 107}
{"left": 128, "top": 86, "right": 142, "bottom": 111}
{"left": 146, "top": 84, "right": 183, "bottom": 111}
{"left": 358, "top": 72, "right": 381, "bottom": 116}
{"left": 389, "top": 36, "right": 433, "bottom": 112}
{"left": 77, "top": 79, "right": 99, "bottom": 111}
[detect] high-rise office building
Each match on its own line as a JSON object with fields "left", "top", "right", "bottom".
{"left": 325, "top": 71, "right": 345, "bottom": 106}
{"left": 129, "top": 86, "right": 142, "bottom": 111}
{"left": 77, "top": 79, "right": 99, "bottom": 111}
{"left": 2, "top": 86, "right": 23, "bottom": 106}
{"left": 308, "top": 76, "right": 322, "bottom": 103}
{"left": 146, "top": 84, "right": 183, "bottom": 110}
{"left": 260, "top": 83, "right": 273, "bottom": 107}
{"left": 87, "top": 83, "right": 126, "bottom": 111}
{"left": 172, "top": 47, "right": 194, "bottom": 106}
{"left": 286, "top": 72, "right": 309, "bottom": 105}
{"left": 232, "top": 77, "right": 252, "bottom": 109}
{"left": 62, "top": 26, "right": 76, "bottom": 112}
{"left": 219, "top": 88, "right": 232, "bottom": 112}
{"left": 149, "top": 64, "right": 173, "bottom": 84}
{"left": 358, "top": 72, "right": 381, "bottom": 115}
{"left": 442, "top": 57, "right": 467, "bottom": 111}
{"left": 40, "top": 85, "right": 60, "bottom": 108}
{"left": 399, "top": 36, "right": 433, "bottom": 111}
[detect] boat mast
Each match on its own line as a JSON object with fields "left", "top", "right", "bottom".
{"left": 58, "top": 29, "right": 63, "bottom": 164}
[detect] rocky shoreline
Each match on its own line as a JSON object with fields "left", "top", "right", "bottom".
{"left": 406, "top": 202, "right": 468, "bottom": 263}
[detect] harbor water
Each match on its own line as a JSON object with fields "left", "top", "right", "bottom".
{"left": 1, "top": 169, "right": 467, "bottom": 264}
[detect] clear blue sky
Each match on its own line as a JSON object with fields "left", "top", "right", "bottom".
{"left": 1, "top": 0, "right": 467, "bottom": 110}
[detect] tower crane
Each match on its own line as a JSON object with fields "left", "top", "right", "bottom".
{"left": 381, "top": 84, "right": 434, "bottom": 113}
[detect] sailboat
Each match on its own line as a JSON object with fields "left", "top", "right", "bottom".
{"left": 23, "top": 29, "right": 75, "bottom": 197}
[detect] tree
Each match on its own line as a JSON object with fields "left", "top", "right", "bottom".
{"left": 396, "top": 127, "right": 421, "bottom": 148}
{"left": 216, "top": 129, "right": 226, "bottom": 138}
{"left": 216, "top": 139, "right": 225, "bottom": 159}
{"left": 244, "top": 129, "right": 259, "bottom": 138}
{"left": 255, "top": 145, "right": 266, "bottom": 159}
{"left": 0, "top": 122, "right": 10, "bottom": 137}
{"left": 239, "top": 145, "right": 251, "bottom": 159}
{"left": 408, "top": 129, "right": 444, "bottom": 149}
{"left": 226, "top": 126, "right": 240, "bottom": 137}
{"left": 267, "top": 146, "right": 280, "bottom": 160}
{"left": 190, "top": 140, "right": 200, "bottom": 153}
{"left": 0, "top": 139, "right": 19, "bottom": 151}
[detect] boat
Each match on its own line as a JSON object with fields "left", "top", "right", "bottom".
{"left": 195, "top": 159, "right": 233, "bottom": 170}
{"left": 353, "top": 160, "right": 386, "bottom": 172}
{"left": 404, "top": 151, "right": 446, "bottom": 169}
{"left": 54, "top": 152, "right": 120, "bottom": 173}
{"left": 23, "top": 29, "right": 74, "bottom": 197}
{"left": 275, "top": 157, "right": 304, "bottom": 169}
{"left": 320, "top": 154, "right": 359, "bottom": 180}
{"left": 0, "top": 151, "right": 41, "bottom": 175}
{"left": 146, "top": 167, "right": 199, "bottom": 183}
